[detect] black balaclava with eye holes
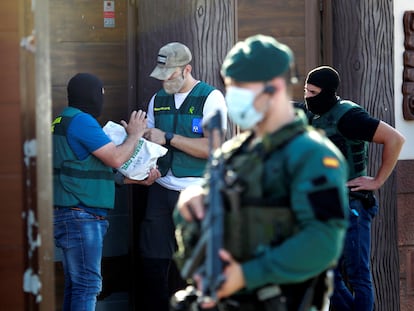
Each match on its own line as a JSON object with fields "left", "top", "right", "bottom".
{"left": 305, "top": 66, "right": 340, "bottom": 115}
{"left": 67, "top": 73, "right": 104, "bottom": 118}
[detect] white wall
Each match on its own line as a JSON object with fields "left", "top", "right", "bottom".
{"left": 394, "top": 1, "right": 414, "bottom": 160}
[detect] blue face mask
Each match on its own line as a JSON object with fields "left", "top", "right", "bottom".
{"left": 225, "top": 86, "right": 264, "bottom": 130}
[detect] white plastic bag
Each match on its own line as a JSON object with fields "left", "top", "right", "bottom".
{"left": 103, "top": 121, "right": 167, "bottom": 180}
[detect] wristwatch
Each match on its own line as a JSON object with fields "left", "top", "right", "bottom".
{"left": 165, "top": 132, "right": 174, "bottom": 146}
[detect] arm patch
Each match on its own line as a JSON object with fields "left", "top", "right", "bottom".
{"left": 308, "top": 188, "right": 345, "bottom": 221}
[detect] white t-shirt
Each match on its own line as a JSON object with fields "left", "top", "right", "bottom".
{"left": 147, "top": 82, "right": 228, "bottom": 191}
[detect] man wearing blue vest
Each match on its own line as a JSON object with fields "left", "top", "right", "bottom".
{"left": 52, "top": 73, "right": 159, "bottom": 311}
{"left": 141, "top": 42, "right": 228, "bottom": 311}
{"left": 304, "top": 66, "right": 405, "bottom": 311}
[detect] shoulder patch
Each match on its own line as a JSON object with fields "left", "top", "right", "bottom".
{"left": 323, "top": 156, "right": 339, "bottom": 168}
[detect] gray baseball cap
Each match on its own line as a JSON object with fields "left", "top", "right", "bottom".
{"left": 150, "top": 42, "right": 192, "bottom": 80}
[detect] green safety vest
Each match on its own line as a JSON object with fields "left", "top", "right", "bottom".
{"left": 310, "top": 100, "right": 368, "bottom": 180}
{"left": 52, "top": 107, "right": 115, "bottom": 209}
{"left": 154, "top": 82, "right": 215, "bottom": 177}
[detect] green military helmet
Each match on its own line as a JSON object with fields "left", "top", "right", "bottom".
{"left": 221, "top": 34, "right": 294, "bottom": 82}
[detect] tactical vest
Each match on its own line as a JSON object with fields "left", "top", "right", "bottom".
{"left": 154, "top": 82, "right": 215, "bottom": 177}
{"left": 218, "top": 110, "right": 313, "bottom": 261}
{"left": 310, "top": 100, "right": 368, "bottom": 180}
{"left": 52, "top": 107, "right": 115, "bottom": 209}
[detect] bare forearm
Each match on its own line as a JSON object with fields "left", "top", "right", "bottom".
{"left": 93, "top": 134, "right": 141, "bottom": 168}
{"left": 114, "top": 134, "right": 141, "bottom": 165}
{"left": 371, "top": 121, "right": 405, "bottom": 188}
{"left": 170, "top": 134, "right": 209, "bottom": 159}
{"left": 144, "top": 127, "right": 216, "bottom": 159}
{"left": 375, "top": 136, "right": 405, "bottom": 187}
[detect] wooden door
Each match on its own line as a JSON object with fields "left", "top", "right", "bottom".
{"left": 49, "top": 1, "right": 135, "bottom": 309}
{"left": 237, "top": 0, "right": 325, "bottom": 102}
{"left": 47, "top": 1, "right": 237, "bottom": 309}
{"left": 131, "top": 0, "right": 237, "bottom": 308}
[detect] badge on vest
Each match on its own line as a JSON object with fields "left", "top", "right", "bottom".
{"left": 192, "top": 118, "right": 203, "bottom": 134}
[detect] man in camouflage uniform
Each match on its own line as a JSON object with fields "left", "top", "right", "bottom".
{"left": 175, "top": 35, "right": 350, "bottom": 311}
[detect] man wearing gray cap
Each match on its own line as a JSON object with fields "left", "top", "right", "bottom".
{"left": 140, "top": 42, "right": 228, "bottom": 311}
{"left": 176, "top": 35, "right": 349, "bottom": 311}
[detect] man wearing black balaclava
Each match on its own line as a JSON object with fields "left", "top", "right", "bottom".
{"left": 304, "top": 66, "right": 405, "bottom": 311}
{"left": 67, "top": 72, "right": 104, "bottom": 118}
{"left": 305, "top": 66, "right": 340, "bottom": 115}
{"left": 52, "top": 73, "right": 160, "bottom": 311}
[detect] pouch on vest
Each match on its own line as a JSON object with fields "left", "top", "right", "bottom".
{"left": 223, "top": 204, "right": 296, "bottom": 261}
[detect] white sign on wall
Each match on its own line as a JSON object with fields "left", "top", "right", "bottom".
{"left": 104, "top": 1, "right": 115, "bottom": 28}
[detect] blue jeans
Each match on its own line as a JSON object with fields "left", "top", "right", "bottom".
{"left": 54, "top": 208, "right": 109, "bottom": 311}
{"left": 330, "top": 197, "right": 378, "bottom": 311}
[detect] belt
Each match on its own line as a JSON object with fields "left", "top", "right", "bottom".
{"left": 54, "top": 206, "right": 106, "bottom": 220}
{"left": 348, "top": 190, "right": 376, "bottom": 209}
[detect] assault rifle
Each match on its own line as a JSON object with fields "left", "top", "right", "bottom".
{"left": 170, "top": 110, "right": 226, "bottom": 310}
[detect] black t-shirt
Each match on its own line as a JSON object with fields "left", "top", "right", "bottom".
{"left": 337, "top": 107, "right": 380, "bottom": 142}
{"left": 292, "top": 101, "right": 380, "bottom": 142}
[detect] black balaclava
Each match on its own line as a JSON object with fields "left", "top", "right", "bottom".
{"left": 305, "top": 66, "right": 340, "bottom": 115}
{"left": 67, "top": 73, "right": 104, "bottom": 118}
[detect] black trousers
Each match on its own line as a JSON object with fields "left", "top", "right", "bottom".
{"left": 140, "top": 257, "right": 187, "bottom": 311}
{"left": 140, "top": 257, "right": 171, "bottom": 311}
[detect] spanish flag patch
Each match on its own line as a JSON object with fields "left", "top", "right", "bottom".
{"left": 323, "top": 156, "right": 339, "bottom": 168}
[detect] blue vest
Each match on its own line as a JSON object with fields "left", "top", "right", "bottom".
{"left": 52, "top": 107, "right": 115, "bottom": 209}
{"left": 154, "top": 82, "right": 215, "bottom": 177}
